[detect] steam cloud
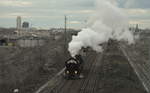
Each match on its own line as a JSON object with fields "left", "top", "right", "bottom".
{"left": 68, "top": 0, "right": 134, "bottom": 57}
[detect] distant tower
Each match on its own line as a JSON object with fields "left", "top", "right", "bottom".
{"left": 16, "top": 16, "right": 22, "bottom": 30}
{"left": 135, "top": 24, "right": 139, "bottom": 32}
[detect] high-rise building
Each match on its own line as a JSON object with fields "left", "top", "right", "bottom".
{"left": 22, "top": 21, "right": 29, "bottom": 28}
{"left": 16, "top": 16, "right": 22, "bottom": 30}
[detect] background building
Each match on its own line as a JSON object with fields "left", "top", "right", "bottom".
{"left": 22, "top": 22, "right": 29, "bottom": 28}
{"left": 16, "top": 16, "right": 22, "bottom": 30}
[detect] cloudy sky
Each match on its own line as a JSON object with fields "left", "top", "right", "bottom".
{"left": 0, "top": 0, "right": 150, "bottom": 29}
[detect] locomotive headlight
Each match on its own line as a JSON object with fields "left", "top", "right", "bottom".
{"left": 75, "top": 71, "right": 78, "bottom": 74}
{"left": 66, "top": 71, "right": 69, "bottom": 74}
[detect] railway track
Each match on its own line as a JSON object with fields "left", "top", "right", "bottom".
{"left": 35, "top": 49, "right": 100, "bottom": 93}
{"left": 50, "top": 51, "right": 100, "bottom": 93}
{"left": 35, "top": 41, "right": 147, "bottom": 93}
{"left": 79, "top": 54, "right": 100, "bottom": 93}
{"left": 79, "top": 44, "right": 107, "bottom": 93}
{"left": 119, "top": 44, "right": 150, "bottom": 93}
{"left": 35, "top": 48, "right": 105, "bottom": 93}
{"left": 36, "top": 43, "right": 108, "bottom": 93}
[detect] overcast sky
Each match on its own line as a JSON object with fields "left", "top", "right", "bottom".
{"left": 0, "top": 0, "right": 150, "bottom": 29}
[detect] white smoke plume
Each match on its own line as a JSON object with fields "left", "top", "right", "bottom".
{"left": 68, "top": 0, "right": 134, "bottom": 57}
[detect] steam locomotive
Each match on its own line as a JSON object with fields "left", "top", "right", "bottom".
{"left": 64, "top": 55, "right": 84, "bottom": 79}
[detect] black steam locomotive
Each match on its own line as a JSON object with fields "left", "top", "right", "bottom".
{"left": 64, "top": 55, "right": 84, "bottom": 79}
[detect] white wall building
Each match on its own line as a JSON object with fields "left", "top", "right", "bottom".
{"left": 17, "top": 36, "right": 46, "bottom": 47}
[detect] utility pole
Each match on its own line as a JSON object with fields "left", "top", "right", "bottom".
{"left": 149, "top": 37, "right": 150, "bottom": 61}
{"left": 64, "top": 15, "right": 67, "bottom": 58}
